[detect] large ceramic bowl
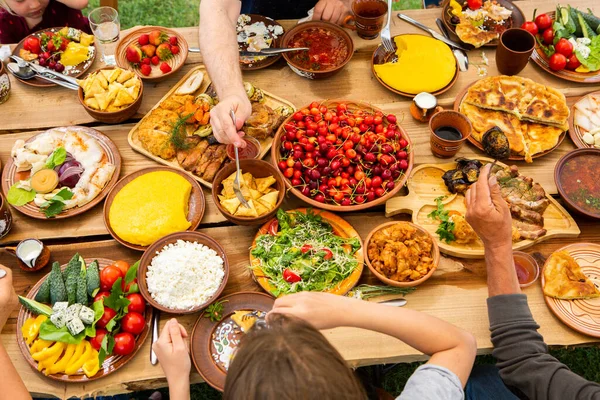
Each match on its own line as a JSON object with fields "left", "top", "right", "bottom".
{"left": 270, "top": 99, "right": 414, "bottom": 212}
{"left": 555, "top": 148, "right": 600, "bottom": 220}
{"left": 211, "top": 159, "right": 285, "bottom": 226}
{"left": 78, "top": 66, "right": 143, "bottom": 124}
{"left": 281, "top": 21, "right": 354, "bottom": 79}
{"left": 364, "top": 221, "right": 440, "bottom": 287}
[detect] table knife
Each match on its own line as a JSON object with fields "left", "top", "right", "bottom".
{"left": 397, "top": 14, "right": 469, "bottom": 52}
{"left": 150, "top": 309, "right": 160, "bottom": 365}
{"left": 240, "top": 47, "right": 309, "bottom": 57}
{"left": 10, "top": 55, "right": 79, "bottom": 86}
{"left": 378, "top": 298, "right": 407, "bottom": 307}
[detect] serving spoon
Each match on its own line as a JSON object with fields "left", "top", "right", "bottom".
{"left": 6, "top": 62, "right": 78, "bottom": 90}
{"left": 436, "top": 18, "right": 469, "bottom": 72}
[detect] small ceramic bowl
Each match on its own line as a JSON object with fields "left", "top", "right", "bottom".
{"left": 281, "top": 21, "right": 354, "bottom": 79}
{"left": 554, "top": 148, "right": 600, "bottom": 220}
{"left": 225, "top": 136, "right": 262, "bottom": 161}
{"left": 429, "top": 110, "right": 473, "bottom": 158}
{"left": 212, "top": 159, "right": 285, "bottom": 226}
{"left": 364, "top": 221, "right": 440, "bottom": 287}
{"left": 78, "top": 66, "right": 143, "bottom": 124}
{"left": 513, "top": 251, "right": 539, "bottom": 288}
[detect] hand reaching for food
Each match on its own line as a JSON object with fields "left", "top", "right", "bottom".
{"left": 153, "top": 318, "right": 191, "bottom": 382}
{"left": 313, "top": 0, "right": 352, "bottom": 25}
{"left": 210, "top": 93, "right": 251, "bottom": 148}
{"left": 465, "top": 164, "right": 513, "bottom": 249}
{"left": 0, "top": 265, "right": 19, "bottom": 332}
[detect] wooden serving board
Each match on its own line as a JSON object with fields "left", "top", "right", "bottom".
{"left": 127, "top": 65, "right": 296, "bottom": 189}
{"left": 385, "top": 158, "right": 581, "bottom": 258}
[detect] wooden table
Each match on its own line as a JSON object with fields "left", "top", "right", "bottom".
{"left": 1, "top": 0, "right": 599, "bottom": 397}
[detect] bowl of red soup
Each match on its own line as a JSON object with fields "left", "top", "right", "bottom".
{"left": 555, "top": 148, "right": 600, "bottom": 220}
{"left": 281, "top": 21, "right": 354, "bottom": 79}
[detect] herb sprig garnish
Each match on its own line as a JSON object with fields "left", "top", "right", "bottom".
{"left": 170, "top": 113, "right": 194, "bottom": 150}
{"left": 204, "top": 300, "right": 228, "bottom": 322}
{"left": 427, "top": 196, "right": 455, "bottom": 243}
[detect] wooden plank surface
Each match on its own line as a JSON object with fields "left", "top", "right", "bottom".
{"left": 1, "top": 213, "right": 598, "bottom": 398}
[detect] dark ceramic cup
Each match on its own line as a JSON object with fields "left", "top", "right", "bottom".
{"left": 496, "top": 28, "right": 535, "bottom": 76}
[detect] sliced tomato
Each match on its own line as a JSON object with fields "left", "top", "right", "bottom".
{"left": 283, "top": 268, "right": 301, "bottom": 283}
{"left": 268, "top": 219, "right": 279, "bottom": 235}
{"left": 301, "top": 244, "right": 313, "bottom": 253}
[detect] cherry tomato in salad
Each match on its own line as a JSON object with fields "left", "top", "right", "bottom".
{"left": 521, "top": 21, "right": 539, "bottom": 36}
{"left": 126, "top": 293, "right": 146, "bottom": 314}
{"left": 555, "top": 38, "right": 573, "bottom": 57}
{"left": 283, "top": 268, "right": 302, "bottom": 283}
{"left": 90, "top": 329, "right": 108, "bottom": 350}
{"left": 466, "top": 0, "right": 482, "bottom": 10}
{"left": 122, "top": 312, "right": 145, "bottom": 335}
{"left": 114, "top": 260, "right": 130, "bottom": 277}
{"left": 97, "top": 306, "right": 117, "bottom": 329}
{"left": 566, "top": 54, "right": 581, "bottom": 70}
{"left": 534, "top": 13, "right": 552, "bottom": 31}
{"left": 94, "top": 291, "right": 111, "bottom": 304}
{"left": 113, "top": 332, "right": 135, "bottom": 356}
{"left": 268, "top": 219, "right": 279, "bottom": 235}
{"left": 100, "top": 265, "right": 123, "bottom": 291}
{"left": 542, "top": 28, "right": 554, "bottom": 45}
{"left": 322, "top": 248, "right": 333, "bottom": 260}
{"left": 549, "top": 52, "right": 567, "bottom": 71}
{"left": 301, "top": 244, "right": 313, "bottom": 253}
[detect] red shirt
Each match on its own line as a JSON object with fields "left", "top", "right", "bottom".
{"left": 0, "top": 0, "right": 92, "bottom": 44}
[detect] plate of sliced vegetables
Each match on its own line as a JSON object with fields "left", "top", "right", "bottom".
{"left": 17, "top": 255, "right": 152, "bottom": 382}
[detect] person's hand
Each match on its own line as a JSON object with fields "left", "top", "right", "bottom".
{"left": 267, "top": 292, "right": 354, "bottom": 330}
{"left": 313, "top": 0, "right": 351, "bottom": 25}
{"left": 153, "top": 318, "right": 191, "bottom": 382}
{"left": 210, "top": 92, "right": 251, "bottom": 148}
{"left": 465, "top": 164, "right": 513, "bottom": 249}
{"left": 0, "top": 265, "right": 18, "bottom": 332}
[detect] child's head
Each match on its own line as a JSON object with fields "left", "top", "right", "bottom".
{"left": 0, "top": 0, "right": 49, "bottom": 18}
{"left": 224, "top": 313, "right": 366, "bottom": 400}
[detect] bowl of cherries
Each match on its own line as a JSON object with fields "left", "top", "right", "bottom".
{"left": 272, "top": 100, "right": 413, "bottom": 211}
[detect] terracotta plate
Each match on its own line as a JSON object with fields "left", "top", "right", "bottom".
{"left": 249, "top": 208, "right": 364, "bottom": 297}
{"left": 238, "top": 14, "right": 285, "bottom": 70}
{"left": 137, "top": 231, "right": 229, "bottom": 314}
{"left": 103, "top": 166, "right": 205, "bottom": 251}
{"left": 542, "top": 243, "right": 600, "bottom": 338}
{"left": 371, "top": 34, "right": 459, "bottom": 98}
{"left": 453, "top": 80, "right": 567, "bottom": 161}
{"left": 115, "top": 26, "right": 188, "bottom": 82}
{"left": 531, "top": 12, "right": 600, "bottom": 84}
{"left": 441, "top": 0, "right": 525, "bottom": 48}
{"left": 1, "top": 126, "right": 122, "bottom": 220}
{"left": 11, "top": 27, "right": 96, "bottom": 88}
{"left": 191, "top": 292, "right": 275, "bottom": 391}
{"left": 568, "top": 90, "right": 600, "bottom": 148}
{"left": 16, "top": 258, "right": 153, "bottom": 382}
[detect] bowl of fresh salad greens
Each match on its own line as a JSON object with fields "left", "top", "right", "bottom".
{"left": 528, "top": 5, "right": 600, "bottom": 82}
{"left": 249, "top": 208, "right": 364, "bottom": 297}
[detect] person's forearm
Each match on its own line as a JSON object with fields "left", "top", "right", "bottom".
{"left": 199, "top": 0, "right": 245, "bottom": 99}
{"left": 485, "top": 243, "right": 520, "bottom": 297}
{"left": 57, "top": 0, "right": 89, "bottom": 10}
{"left": 0, "top": 339, "right": 31, "bottom": 400}
{"left": 168, "top": 377, "right": 190, "bottom": 400}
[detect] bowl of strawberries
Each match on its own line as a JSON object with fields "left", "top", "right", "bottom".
{"left": 115, "top": 26, "right": 188, "bottom": 82}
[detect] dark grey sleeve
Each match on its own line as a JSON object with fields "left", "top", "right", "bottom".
{"left": 488, "top": 294, "right": 600, "bottom": 400}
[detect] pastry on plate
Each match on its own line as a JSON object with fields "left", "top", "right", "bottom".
{"left": 543, "top": 251, "right": 600, "bottom": 300}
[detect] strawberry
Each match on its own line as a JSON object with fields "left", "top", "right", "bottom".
{"left": 140, "top": 63, "right": 152, "bottom": 76}
{"left": 170, "top": 45, "right": 180, "bottom": 55}
{"left": 169, "top": 36, "right": 178, "bottom": 46}
{"left": 46, "top": 40, "right": 56, "bottom": 52}
{"left": 148, "top": 30, "right": 168, "bottom": 46}
{"left": 142, "top": 57, "right": 151, "bottom": 65}
{"left": 140, "top": 44, "right": 156, "bottom": 57}
{"left": 125, "top": 44, "right": 143, "bottom": 64}
{"left": 151, "top": 56, "right": 160, "bottom": 65}
{"left": 160, "top": 62, "right": 172, "bottom": 74}
{"left": 138, "top": 34, "right": 150, "bottom": 46}
{"left": 156, "top": 43, "right": 172, "bottom": 61}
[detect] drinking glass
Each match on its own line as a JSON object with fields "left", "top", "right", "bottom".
{"left": 88, "top": 7, "right": 120, "bottom": 65}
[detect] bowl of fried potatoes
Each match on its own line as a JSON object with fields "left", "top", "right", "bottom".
{"left": 212, "top": 159, "right": 285, "bottom": 225}
{"left": 77, "top": 66, "right": 143, "bottom": 124}
{"left": 365, "top": 221, "right": 439, "bottom": 287}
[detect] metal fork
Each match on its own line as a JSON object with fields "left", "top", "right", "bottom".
{"left": 380, "top": 0, "right": 397, "bottom": 63}
{"left": 230, "top": 109, "right": 251, "bottom": 209}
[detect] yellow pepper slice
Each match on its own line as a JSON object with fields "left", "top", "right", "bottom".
{"left": 450, "top": 0, "right": 463, "bottom": 16}
{"left": 65, "top": 341, "right": 92, "bottom": 375}
{"left": 39, "top": 350, "right": 63, "bottom": 374}
{"left": 46, "top": 343, "right": 77, "bottom": 375}
{"left": 82, "top": 349, "right": 100, "bottom": 377}
{"left": 30, "top": 339, "right": 54, "bottom": 354}
{"left": 21, "top": 315, "right": 48, "bottom": 346}
{"left": 32, "top": 341, "right": 65, "bottom": 362}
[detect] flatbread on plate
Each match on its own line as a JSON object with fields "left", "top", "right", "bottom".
{"left": 543, "top": 251, "right": 600, "bottom": 300}
{"left": 455, "top": 18, "right": 499, "bottom": 48}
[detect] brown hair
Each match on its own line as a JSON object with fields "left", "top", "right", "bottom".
{"left": 224, "top": 314, "right": 367, "bottom": 400}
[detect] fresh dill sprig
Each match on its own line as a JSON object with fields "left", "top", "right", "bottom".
{"left": 170, "top": 112, "right": 194, "bottom": 150}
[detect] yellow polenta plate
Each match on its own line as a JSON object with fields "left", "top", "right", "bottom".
{"left": 109, "top": 171, "right": 192, "bottom": 246}
{"left": 372, "top": 34, "right": 457, "bottom": 95}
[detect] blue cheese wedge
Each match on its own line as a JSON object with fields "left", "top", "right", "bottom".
{"left": 79, "top": 306, "right": 95, "bottom": 324}
{"left": 50, "top": 311, "right": 67, "bottom": 329}
{"left": 65, "top": 304, "right": 82, "bottom": 321}
{"left": 67, "top": 317, "right": 85, "bottom": 336}
{"left": 53, "top": 301, "right": 69, "bottom": 312}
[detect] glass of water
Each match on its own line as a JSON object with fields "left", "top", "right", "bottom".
{"left": 88, "top": 7, "right": 120, "bottom": 65}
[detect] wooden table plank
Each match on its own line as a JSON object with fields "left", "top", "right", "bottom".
{"left": 1, "top": 212, "right": 598, "bottom": 398}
